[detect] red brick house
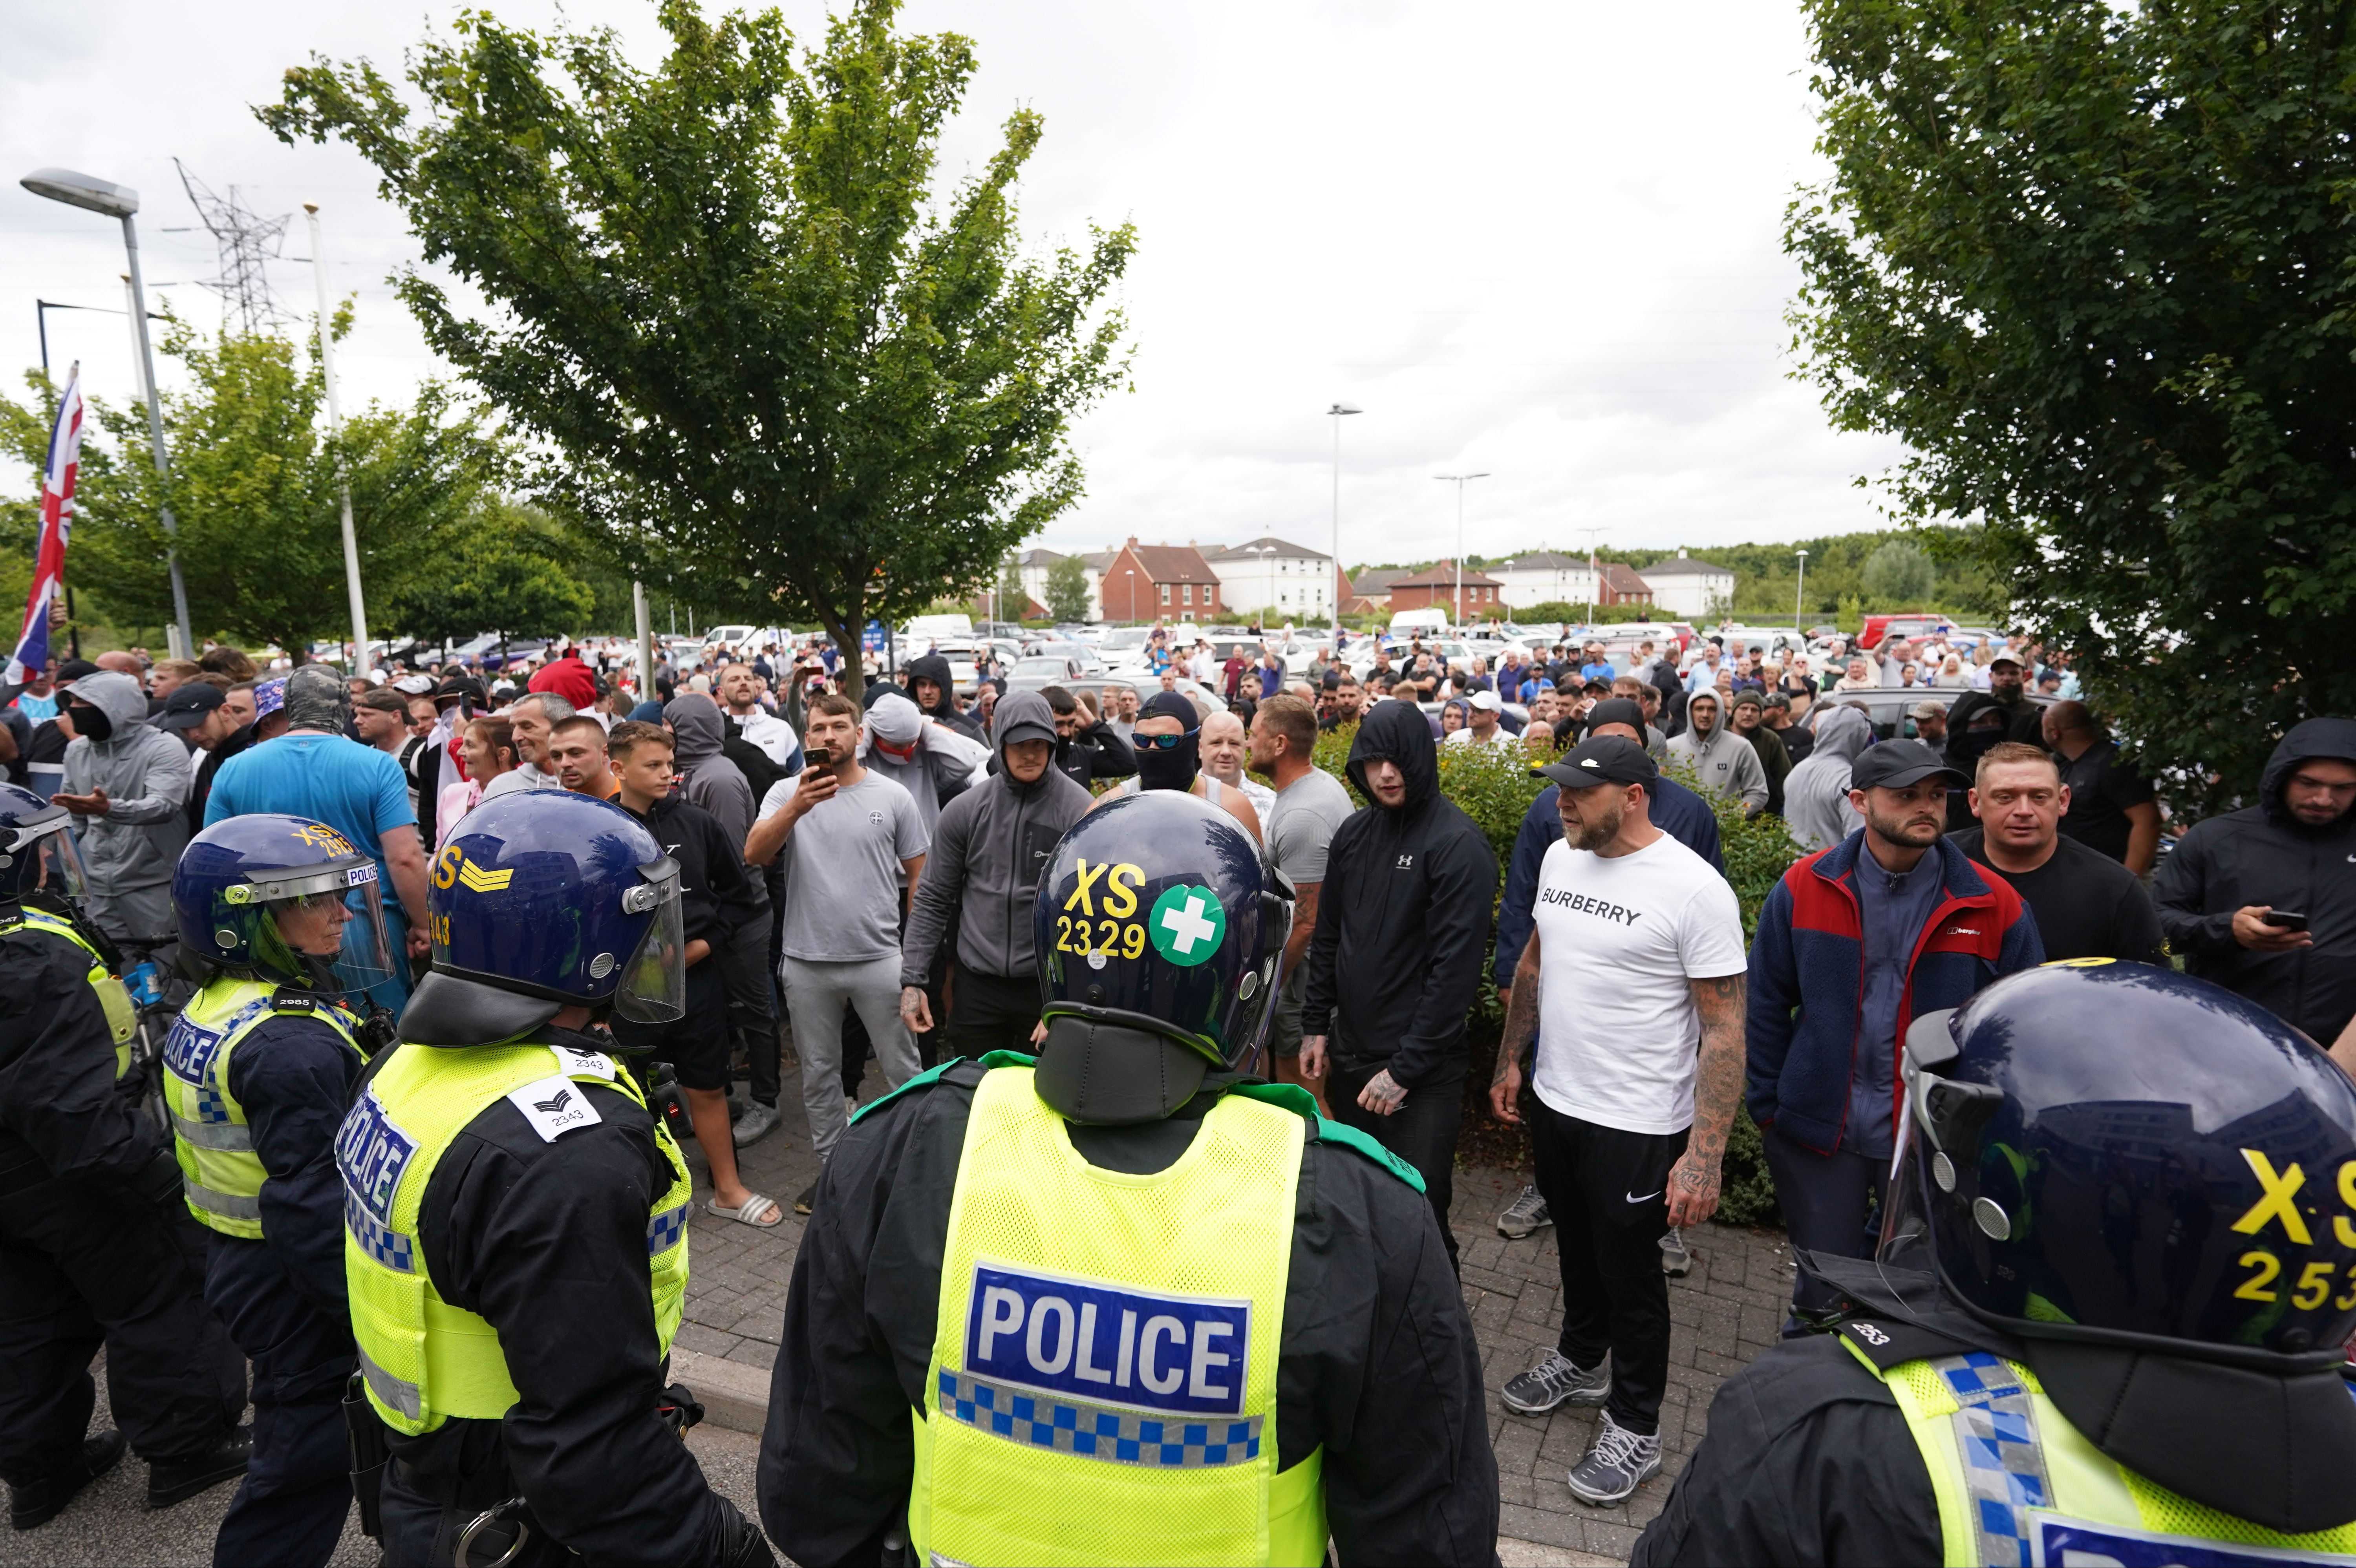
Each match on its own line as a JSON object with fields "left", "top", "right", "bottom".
{"left": 1598, "top": 562, "right": 1655, "bottom": 607}
{"left": 1099, "top": 538, "right": 1223, "bottom": 623}
{"left": 1385, "top": 561, "right": 1507, "bottom": 619}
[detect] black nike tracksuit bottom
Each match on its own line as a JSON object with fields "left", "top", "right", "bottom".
{"left": 1527, "top": 1099, "right": 1687, "bottom": 1436}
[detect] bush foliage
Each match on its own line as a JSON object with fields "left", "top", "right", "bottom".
{"left": 1306, "top": 720, "right": 1799, "bottom": 1226}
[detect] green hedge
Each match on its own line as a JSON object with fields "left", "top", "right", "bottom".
{"left": 1306, "top": 724, "right": 1799, "bottom": 1226}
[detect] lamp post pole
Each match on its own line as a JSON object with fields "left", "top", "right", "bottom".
{"left": 21, "top": 167, "right": 194, "bottom": 658}
{"left": 1328, "top": 403, "right": 1361, "bottom": 644}
{"left": 305, "top": 204, "right": 371, "bottom": 680}
{"left": 1576, "top": 526, "right": 1607, "bottom": 629}
{"left": 1434, "top": 473, "right": 1490, "bottom": 627}
{"left": 1794, "top": 548, "right": 1810, "bottom": 633}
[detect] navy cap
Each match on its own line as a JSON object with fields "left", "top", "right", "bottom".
{"left": 1536, "top": 734, "right": 1656, "bottom": 789}
{"left": 1851, "top": 738, "right": 1967, "bottom": 791}
{"left": 156, "top": 682, "right": 227, "bottom": 730}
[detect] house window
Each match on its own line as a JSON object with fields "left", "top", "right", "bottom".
{"left": 1183, "top": 583, "right": 1193, "bottom": 605}
{"left": 1160, "top": 583, "right": 1170, "bottom": 605}
{"left": 1204, "top": 584, "right": 1216, "bottom": 605}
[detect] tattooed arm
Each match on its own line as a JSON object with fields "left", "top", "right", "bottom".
{"left": 1667, "top": 971, "right": 1748, "bottom": 1227}
{"left": 1487, "top": 928, "right": 1544, "bottom": 1126}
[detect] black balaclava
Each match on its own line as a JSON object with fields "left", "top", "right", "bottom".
{"left": 1132, "top": 691, "right": 1200, "bottom": 792}
{"left": 64, "top": 698, "right": 111, "bottom": 743}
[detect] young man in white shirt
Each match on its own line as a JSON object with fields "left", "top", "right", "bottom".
{"left": 1488, "top": 736, "right": 1748, "bottom": 1507}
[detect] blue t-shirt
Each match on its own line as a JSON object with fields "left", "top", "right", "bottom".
{"left": 12, "top": 691, "right": 58, "bottom": 722}
{"left": 204, "top": 733, "right": 415, "bottom": 871}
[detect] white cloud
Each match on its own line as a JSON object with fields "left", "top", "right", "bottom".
{"left": 0, "top": 0, "right": 1905, "bottom": 567}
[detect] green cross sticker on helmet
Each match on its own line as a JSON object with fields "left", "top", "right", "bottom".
{"left": 1149, "top": 883, "right": 1226, "bottom": 966}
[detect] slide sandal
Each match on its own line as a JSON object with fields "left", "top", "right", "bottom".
{"left": 707, "top": 1193, "right": 783, "bottom": 1228}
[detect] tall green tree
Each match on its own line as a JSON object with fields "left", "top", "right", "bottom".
{"left": 263, "top": 0, "right": 1135, "bottom": 697}
{"left": 1044, "top": 552, "right": 1092, "bottom": 623}
{"left": 1785, "top": 0, "right": 2356, "bottom": 811}
{"left": 379, "top": 500, "right": 594, "bottom": 651}
{"left": 1860, "top": 539, "right": 1935, "bottom": 607}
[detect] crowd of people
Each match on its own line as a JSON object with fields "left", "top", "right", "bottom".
{"left": 3, "top": 609, "right": 2353, "bottom": 1560}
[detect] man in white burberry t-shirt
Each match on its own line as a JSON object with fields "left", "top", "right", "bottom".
{"left": 1488, "top": 735, "right": 1748, "bottom": 1507}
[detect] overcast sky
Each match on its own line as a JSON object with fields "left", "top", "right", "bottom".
{"left": 2, "top": 0, "right": 1906, "bottom": 569}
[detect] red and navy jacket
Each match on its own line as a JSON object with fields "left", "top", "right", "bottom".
{"left": 1744, "top": 829, "right": 2043, "bottom": 1154}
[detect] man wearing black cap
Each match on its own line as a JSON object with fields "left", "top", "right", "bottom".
{"left": 1978, "top": 648, "right": 2046, "bottom": 743}
{"left": 1744, "top": 739, "right": 2043, "bottom": 1326}
{"left": 1489, "top": 738, "right": 1749, "bottom": 1506}
{"left": 155, "top": 683, "right": 241, "bottom": 835}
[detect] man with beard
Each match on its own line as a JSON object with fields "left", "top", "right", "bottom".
{"left": 1745, "top": 739, "right": 2042, "bottom": 1327}
{"left": 1665, "top": 690, "right": 1767, "bottom": 813}
{"left": 1489, "top": 738, "right": 1747, "bottom": 1506}
{"left": 1727, "top": 690, "right": 1789, "bottom": 818}
{"left": 1979, "top": 647, "right": 2046, "bottom": 742}
{"left": 2154, "top": 717, "right": 2356, "bottom": 1043}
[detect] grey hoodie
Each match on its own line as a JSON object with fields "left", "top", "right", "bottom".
{"left": 898, "top": 691, "right": 1091, "bottom": 985}
{"left": 1783, "top": 704, "right": 1875, "bottom": 851}
{"left": 1666, "top": 693, "right": 1769, "bottom": 811}
{"left": 60, "top": 669, "right": 192, "bottom": 892}
{"left": 664, "top": 693, "right": 757, "bottom": 853}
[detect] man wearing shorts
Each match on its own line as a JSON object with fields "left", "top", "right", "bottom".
{"left": 1489, "top": 736, "right": 1748, "bottom": 1506}
{"left": 606, "top": 721, "right": 779, "bottom": 1226}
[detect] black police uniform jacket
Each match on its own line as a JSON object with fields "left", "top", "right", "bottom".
{"left": 754, "top": 1058, "right": 1500, "bottom": 1567}
{"left": 1631, "top": 1255, "right": 2356, "bottom": 1565}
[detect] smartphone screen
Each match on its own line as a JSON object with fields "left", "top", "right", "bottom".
{"left": 2262, "top": 910, "right": 2308, "bottom": 930}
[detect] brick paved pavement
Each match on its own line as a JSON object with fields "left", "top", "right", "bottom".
{"left": 679, "top": 1068, "right": 1796, "bottom": 1565}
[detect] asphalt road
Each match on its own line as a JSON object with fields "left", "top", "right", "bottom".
{"left": 0, "top": 1359, "right": 775, "bottom": 1567}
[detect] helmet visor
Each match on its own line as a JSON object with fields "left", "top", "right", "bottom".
{"left": 263, "top": 863, "right": 394, "bottom": 994}
{"left": 611, "top": 857, "right": 685, "bottom": 1023}
{"left": 24, "top": 817, "right": 88, "bottom": 903}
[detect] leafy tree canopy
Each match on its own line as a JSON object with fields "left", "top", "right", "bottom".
{"left": 263, "top": 0, "right": 1136, "bottom": 696}
{"left": 379, "top": 499, "right": 594, "bottom": 650}
{"left": 1043, "top": 552, "right": 1091, "bottom": 623}
{"left": 1785, "top": 0, "right": 2356, "bottom": 811}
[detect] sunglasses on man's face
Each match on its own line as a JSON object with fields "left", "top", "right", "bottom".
{"left": 1132, "top": 729, "right": 1198, "bottom": 751}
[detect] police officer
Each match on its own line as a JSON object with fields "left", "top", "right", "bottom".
{"left": 168, "top": 815, "right": 391, "bottom": 1563}
{"left": 0, "top": 783, "right": 250, "bottom": 1530}
{"left": 757, "top": 788, "right": 1498, "bottom": 1566}
{"left": 1634, "top": 959, "right": 2356, "bottom": 1564}
{"left": 337, "top": 790, "right": 773, "bottom": 1566}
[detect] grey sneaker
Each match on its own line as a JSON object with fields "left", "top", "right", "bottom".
{"left": 1565, "top": 1411, "right": 1661, "bottom": 1505}
{"left": 1497, "top": 1184, "right": 1552, "bottom": 1239}
{"left": 1660, "top": 1226, "right": 1693, "bottom": 1277}
{"left": 1501, "top": 1350, "right": 1609, "bottom": 1414}
{"left": 732, "top": 1100, "right": 781, "bottom": 1148}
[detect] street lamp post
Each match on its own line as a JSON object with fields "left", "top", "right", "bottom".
{"left": 1794, "top": 548, "right": 1810, "bottom": 633}
{"left": 1575, "top": 525, "right": 1607, "bottom": 628}
{"left": 1434, "top": 473, "right": 1490, "bottom": 628}
{"left": 21, "top": 168, "right": 193, "bottom": 658}
{"left": 304, "top": 204, "right": 372, "bottom": 681}
{"left": 1328, "top": 403, "right": 1361, "bottom": 644}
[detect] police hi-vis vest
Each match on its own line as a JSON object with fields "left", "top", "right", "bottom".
{"left": 910, "top": 1061, "right": 1332, "bottom": 1568}
{"left": 338, "top": 1038, "right": 692, "bottom": 1436}
{"left": 2, "top": 906, "right": 136, "bottom": 1077}
{"left": 1853, "top": 1343, "right": 2356, "bottom": 1566}
{"left": 165, "top": 977, "right": 360, "bottom": 1239}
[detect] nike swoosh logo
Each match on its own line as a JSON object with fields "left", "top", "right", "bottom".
{"left": 1626, "top": 1190, "right": 1662, "bottom": 1204}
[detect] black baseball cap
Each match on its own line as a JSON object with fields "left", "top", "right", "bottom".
{"left": 1580, "top": 698, "right": 1646, "bottom": 736}
{"left": 1850, "top": 738, "right": 1967, "bottom": 791}
{"left": 155, "top": 682, "right": 227, "bottom": 730}
{"left": 1536, "top": 735, "right": 1656, "bottom": 790}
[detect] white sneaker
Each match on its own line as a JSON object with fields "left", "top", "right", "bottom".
{"left": 1660, "top": 1226, "right": 1693, "bottom": 1277}
{"left": 732, "top": 1100, "right": 781, "bottom": 1148}
{"left": 1565, "top": 1410, "right": 1661, "bottom": 1505}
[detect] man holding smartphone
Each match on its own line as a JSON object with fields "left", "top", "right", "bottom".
{"left": 2155, "top": 718, "right": 2356, "bottom": 1043}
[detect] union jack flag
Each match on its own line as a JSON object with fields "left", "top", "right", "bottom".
{"left": 6, "top": 364, "right": 81, "bottom": 686}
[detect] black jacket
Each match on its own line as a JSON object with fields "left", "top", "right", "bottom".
{"left": 226, "top": 1007, "right": 364, "bottom": 1316}
{"left": 1054, "top": 718, "right": 1136, "bottom": 791}
{"left": 191, "top": 723, "right": 255, "bottom": 837}
{"left": 382, "top": 1032, "right": 753, "bottom": 1564}
{"left": 2153, "top": 718, "right": 2356, "bottom": 1042}
{"left": 621, "top": 790, "right": 764, "bottom": 949}
{"left": 1300, "top": 701, "right": 1498, "bottom": 1089}
{"left": 0, "top": 914, "right": 170, "bottom": 1190}
{"left": 1634, "top": 1257, "right": 2356, "bottom": 1564}
{"left": 754, "top": 1059, "right": 1498, "bottom": 1567}
{"left": 905, "top": 654, "right": 985, "bottom": 744}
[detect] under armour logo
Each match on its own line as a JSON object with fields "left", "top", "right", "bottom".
{"left": 1396, "top": 853, "right": 1414, "bottom": 870}
{"left": 534, "top": 1088, "right": 574, "bottom": 1115}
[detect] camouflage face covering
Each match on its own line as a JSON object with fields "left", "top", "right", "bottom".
{"left": 282, "top": 664, "right": 353, "bottom": 733}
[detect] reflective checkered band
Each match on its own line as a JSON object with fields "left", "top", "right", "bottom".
{"left": 345, "top": 1191, "right": 416, "bottom": 1274}
{"left": 647, "top": 1202, "right": 689, "bottom": 1255}
{"left": 937, "top": 1370, "right": 1262, "bottom": 1468}
{"left": 1930, "top": 1352, "right": 2051, "bottom": 1568}
{"left": 195, "top": 1083, "right": 233, "bottom": 1125}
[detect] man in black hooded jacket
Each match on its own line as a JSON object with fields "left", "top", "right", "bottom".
{"left": 1300, "top": 700, "right": 1498, "bottom": 1272}
{"left": 903, "top": 654, "right": 984, "bottom": 745}
{"left": 2153, "top": 716, "right": 2356, "bottom": 1043}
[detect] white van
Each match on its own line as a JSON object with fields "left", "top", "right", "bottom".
{"left": 903, "top": 613, "right": 974, "bottom": 643}
{"left": 1388, "top": 607, "right": 1450, "bottom": 637}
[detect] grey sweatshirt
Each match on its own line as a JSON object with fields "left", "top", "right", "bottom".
{"left": 898, "top": 692, "right": 1091, "bottom": 985}
{"left": 59, "top": 670, "right": 191, "bottom": 893}
{"left": 1666, "top": 696, "right": 1768, "bottom": 811}
{"left": 1783, "top": 704, "right": 1875, "bottom": 851}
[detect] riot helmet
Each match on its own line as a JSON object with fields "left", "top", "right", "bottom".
{"left": 174, "top": 814, "right": 395, "bottom": 994}
{"left": 1885, "top": 959, "right": 2356, "bottom": 1369}
{"left": 401, "top": 790, "right": 685, "bottom": 1047}
{"left": 1033, "top": 790, "right": 1288, "bottom": 1123}
{"left": 0, "top": 783, "right": 89, "bottom": 910}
